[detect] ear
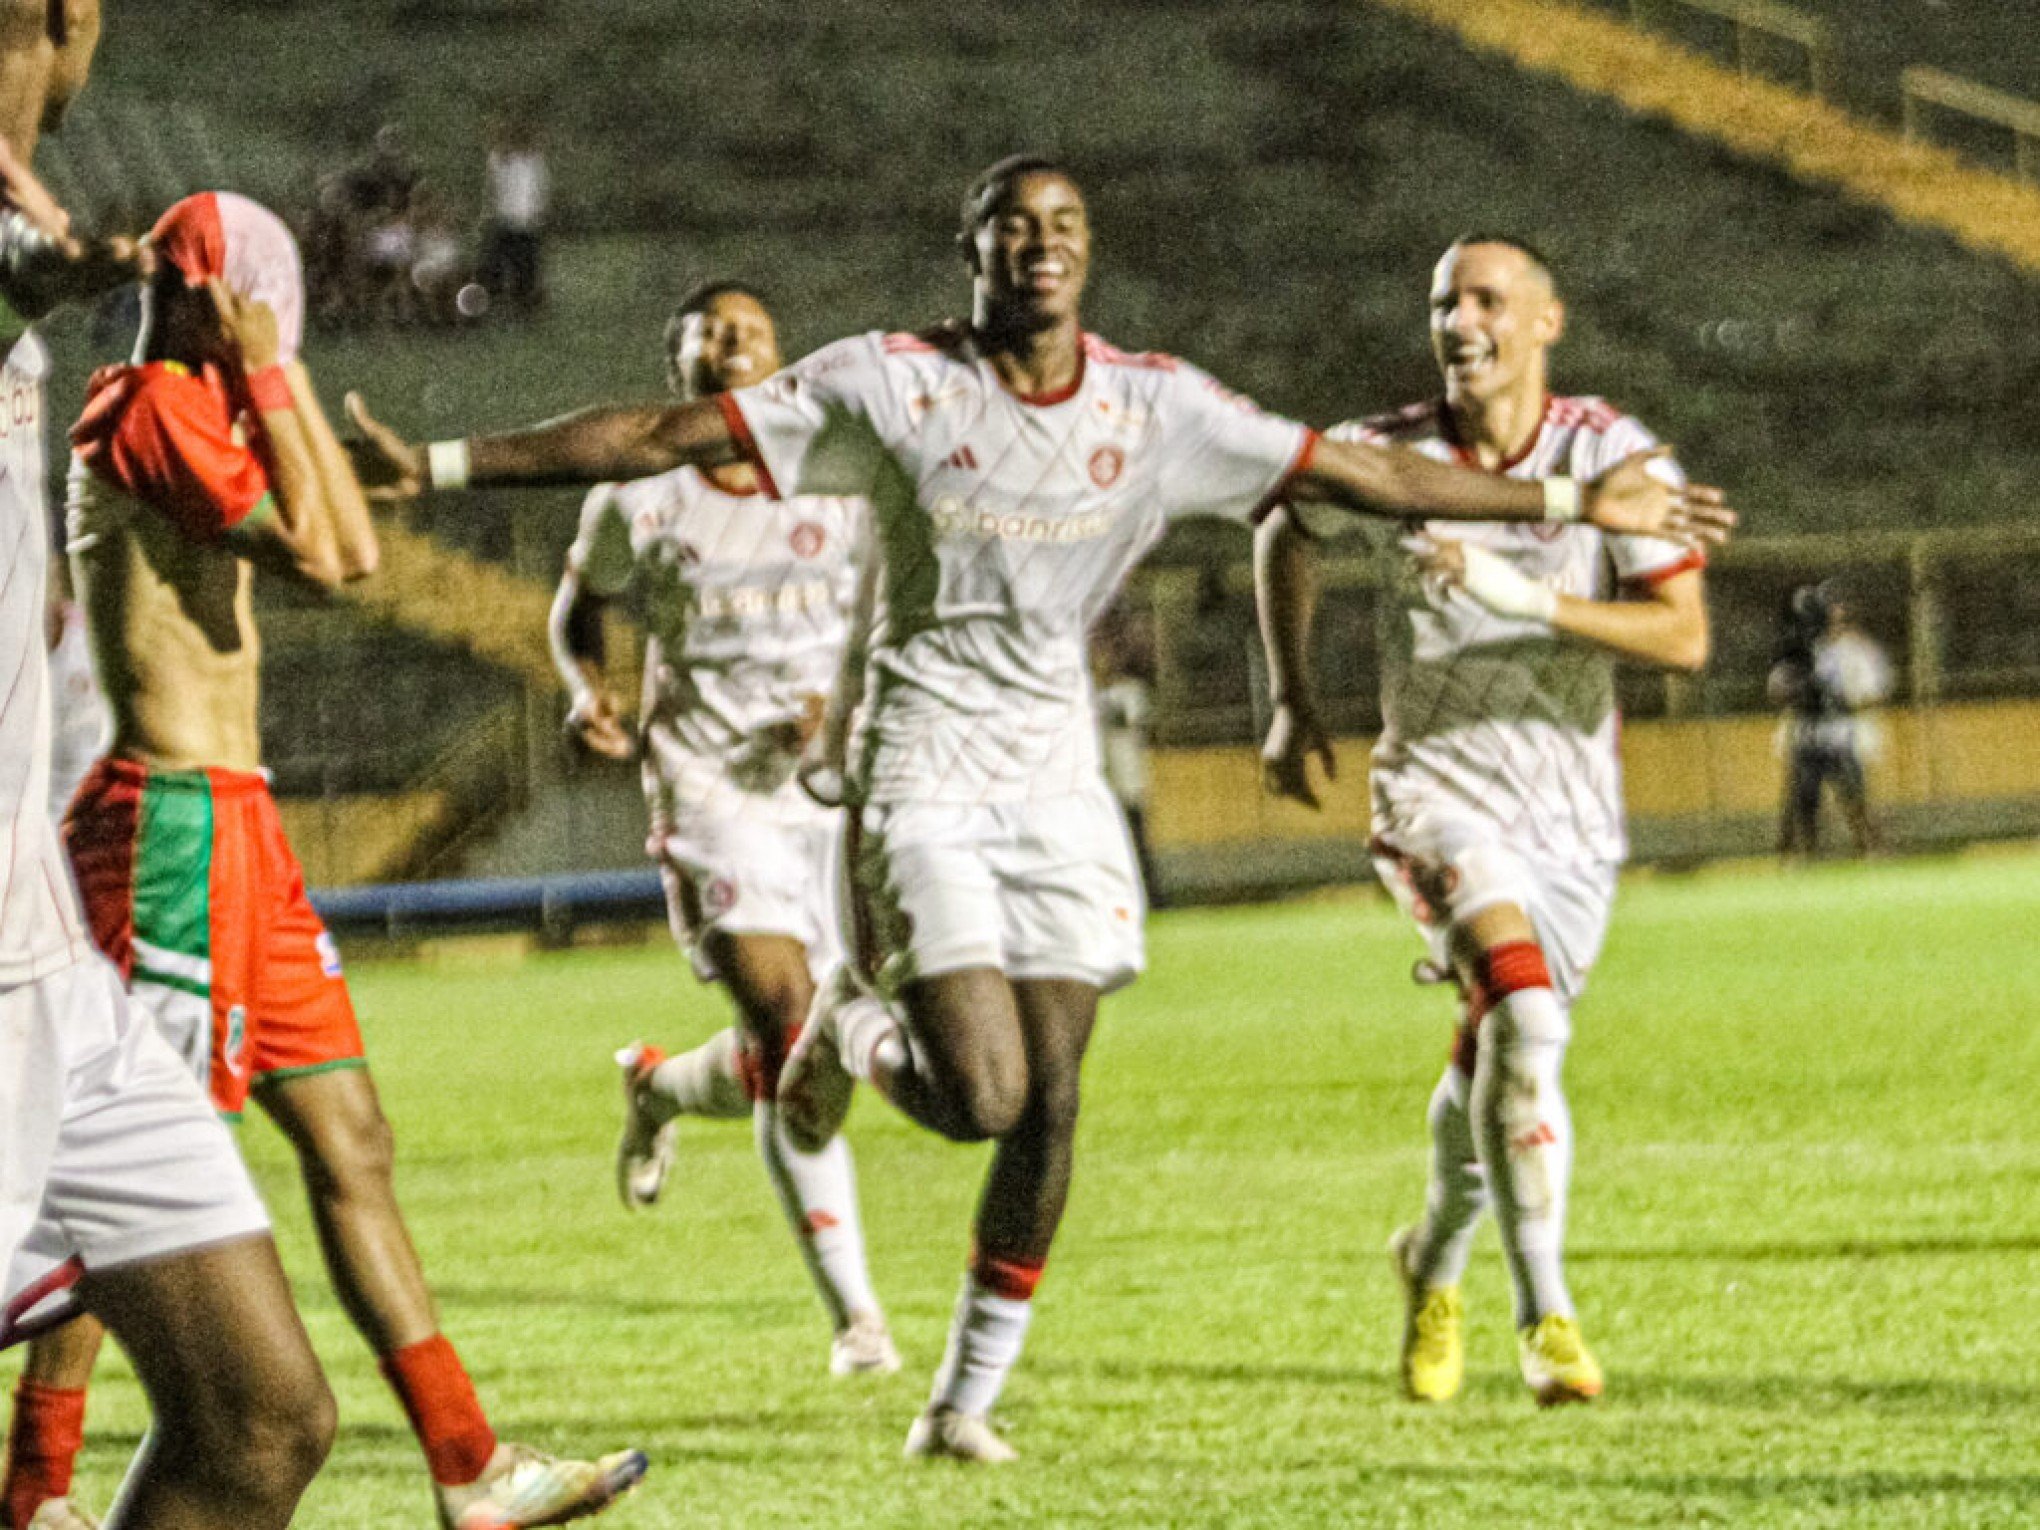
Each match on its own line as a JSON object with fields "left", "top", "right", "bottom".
{"left": 1540, "top": 296, "right": 1567, "bottom": 347}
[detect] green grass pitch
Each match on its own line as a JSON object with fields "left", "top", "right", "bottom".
{"left": 12, "top": 853, "right": 2040, "bottom": 1527}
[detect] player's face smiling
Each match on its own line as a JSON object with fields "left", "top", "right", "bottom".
{"left": 669, "top": 292, "right": 781, "bottom": 399}
{"left": 1429, "top": 243, "right": 1561, "bottom": 409}
{"left": 973, "top": 171, "right": 1090, "bottom": 328}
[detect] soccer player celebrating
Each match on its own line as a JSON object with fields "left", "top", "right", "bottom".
{"left": 552, "top": 280, "right": 897, "bottom": 1376}
{"left": 1258, "top": 235, "right": 1715, "bottom": 1407}
{"left": 347, "top": 155, "right": 1731, "bottom": 1460}
{"left": 34, "top": 190, "right": 647, "bottom": 1529}
{"left": 3, "top": 9, "right": 337, "bottom": 1527}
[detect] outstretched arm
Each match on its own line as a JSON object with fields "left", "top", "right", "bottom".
{"left": 1292, "top": 435, "right": 1735, "bottom": 545}
{"left": 1254, "top": 505, "right": 1337, "bottom": 809}
{"left": 346, "top": 392, "right": 741, "bottom": 499}
{"left": 0, "top": 132, "right": 140, "bottom": 330}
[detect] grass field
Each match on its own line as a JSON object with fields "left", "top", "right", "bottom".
{"left": 10, "top": 853, "right": 2040, "bottom": 1527}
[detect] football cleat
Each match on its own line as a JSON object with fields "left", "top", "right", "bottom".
{"left": 436, "top": 1442, "right": 649, "bottom": 1530}
{"left": 903, "top": 1406, "right": 1017, "bottom": 1464}
{"left": 613, "top": 1042, "right": 677, "bottom": 1209}
{"left": 829, "top": 1311, "right": 902, "bottom": 1377}
{"left": 777, "top": 971, "right": 857, "bottom": 1154}
{"left": 1389, "top": 1225, "right": 1464, "bottom": 1403}
{"left": 24, "top": 1499, "right": 100, "bottom": 1530}
{"left": 1518, "top": 1314, "right": 1603, "bottom": 1407}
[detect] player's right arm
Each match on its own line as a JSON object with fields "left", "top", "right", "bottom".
{"left": 1254, "top": 503, "right": 1336, "bottom": 810}
{"left": 548, "top": 483, "right": 635, "bottom": 761}
{"left": 347, "top": 334, "right": 886, "bottom": 502}
{"left": 346, "top": 394, "right": 741, "bottom": 499}
{"left": 282, "top": 358, "right": 378, "bottom": 580}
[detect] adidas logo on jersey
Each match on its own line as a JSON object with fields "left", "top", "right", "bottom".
{"left": 944, "top": 445, "right": 980, "bottom": 471}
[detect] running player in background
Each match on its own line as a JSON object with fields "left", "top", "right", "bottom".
{"left": 346, "top": 156, "right": 1730, "bottom": 1461}
{"left": 552, "top": 280, "right": 896, "bottom": 1377}
{"left": 3, "top": 8, "right": 337, "bottom": 1525}
{"left": 1258, "top": 235, "right": 1714, "bottom": 1407}
{"left": 37, "top": 190, "right": 646, "bottom": 1530}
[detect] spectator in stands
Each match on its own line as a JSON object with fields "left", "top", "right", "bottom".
{"left": 477, "top": 116, "right": 547, "bottom": 317}
{"left": 1770, "top": 582, "right": 1891, "bottom": 859}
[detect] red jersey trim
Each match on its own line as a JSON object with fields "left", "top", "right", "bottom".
{"left": 1081, "top": 334, "right": 1179, "bottom": 372}
{"left": 1249, "top": 429, "right": 1321, "bottom": 527}
{"left": 716, "top": 393, "right": 782, "bottom": 499}
{"left": 1624, "top": 549, "right": 1707, "bottom": 589}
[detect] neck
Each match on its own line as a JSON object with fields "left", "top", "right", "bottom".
{"left": 973, "top": 300, "right": 1082, "bottom": 400}
{"left": 1447, "top": 379, "right": 1546, "bottom": 469}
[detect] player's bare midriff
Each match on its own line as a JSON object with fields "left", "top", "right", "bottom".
{"left": 75, "top": 516, "right": 265, "bottom": 773}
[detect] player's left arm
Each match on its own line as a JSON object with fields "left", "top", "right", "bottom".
{"left": 801, "top": 508, "right": 881, "bottom": 808}
{"left": 1292, "top": 436, "right": 1734, "bottom": 546}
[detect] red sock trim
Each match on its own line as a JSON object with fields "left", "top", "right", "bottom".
{"left": 1477, "top": 940, "right": 1552, "bottom": 1000}
{"left": 4, "top": 1380, "right": 87, "bottom": 1529}
{"left": 379, "top": 1335, "right": 497, "bottom": 1486}
{"left": 970, "top": 1249, "right": 1046, "bottom": 1301}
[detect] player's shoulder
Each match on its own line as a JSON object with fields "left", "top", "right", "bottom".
{"left": 1081, "top": 333, "right": 1182, "bottom": 376}
{"left": 1547, "top": 394, "right": 1647, "bottom": 441}
{"left": 1333, "top": 399, "right": 1446, "bottom": 446}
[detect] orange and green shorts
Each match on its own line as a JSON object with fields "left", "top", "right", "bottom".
{"left": 64, "top": 759, "right": 364, "bottom": 1117}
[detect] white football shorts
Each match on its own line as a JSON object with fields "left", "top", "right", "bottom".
{"left": 3, "top": 955, "right": 271, "bottom": 1347}
{"left": 1369, "top": 794, "right": 1617, "bottom": 1006}
{"left": 648, "top": 766, "right": 845, "bottom": 986}
{"left": 854, "top": 777, "right": 1146, "bottom": 995}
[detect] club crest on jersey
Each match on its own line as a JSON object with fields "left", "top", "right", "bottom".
{"left": 701, "top": 876, "right": 739, "bottom": 918}
{"left": 789, "top": 521, "right": 826, "bottom": 558}
{"left": 1088, "top": 446, "right": 1125, "bottom": 488}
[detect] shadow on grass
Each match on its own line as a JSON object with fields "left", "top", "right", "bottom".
{"left": 1377, "top": 1461, "right": 2040, "bottom": 1507}
{"left": 1042, "top": 1357, "right": 2040, "bottom": 1413}
{"left": 1573, "top": 1232, "right": 2040, "bottom": 1262}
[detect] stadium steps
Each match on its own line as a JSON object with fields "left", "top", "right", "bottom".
{"left": 1365, "top": 0, "right": 2040, "bottom": 273}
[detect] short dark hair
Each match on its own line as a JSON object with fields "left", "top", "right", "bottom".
{"left": 1449, "top": 232, "right": 1557, "bottom": 289}
{"left": 667, "top": 279, "right": 768, "bottom": 331}
{"left": 957, "top": 153, "right": 1078, "bottom": 249}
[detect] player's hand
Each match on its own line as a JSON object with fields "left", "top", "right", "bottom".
{"left": 1583, "top": 446, "right": 1736, "bottom": 546}
{"left": 1261, "top": 699, "right": 1336, "bottom": 810}
{"left": 207, "top": 278, "right": 281, "bottom": 371}
{"left": 1, "top": 134, "right": 145, "bottom": 307}
{"left": 565, "top": 688, "right": 634, "bottom": 760}
{"left": 343, "top": 391, "right": 426, "bottom": 501}
{"left": 1407, "top": 534, "right": 1558, "bottom": 623}
{"left": 0, "top": 134, "right": 72, "bottom": 242}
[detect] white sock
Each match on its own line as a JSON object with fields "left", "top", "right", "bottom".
{"left": 928, "top": 1275, "right": 1033, "bottom": 1419}
{"left": 754, "top": 1102, "right": 880, "bottom": 1330}
{"left": 1471, "top": 985, "right": 1574, "bottom": 1328}
{"left": 650, "top": 1028, "right": 752, "bottom": 1119}
{"left": 1413, "top": 1063, "right": 1488, "bottom": 1289}
{"left": 835, "top": 992, "right": 911, "bottom": 1086}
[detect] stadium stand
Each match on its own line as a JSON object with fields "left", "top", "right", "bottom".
{"left": 31, "top": 0, "right": 2040, "bottom": 904}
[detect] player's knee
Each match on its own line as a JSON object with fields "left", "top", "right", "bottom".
{"left": 244, "top": 1371, "right": 337, "bottom": 1501}
{"left": 937, "top": 1056, "right": 1029, "bottom": 1141}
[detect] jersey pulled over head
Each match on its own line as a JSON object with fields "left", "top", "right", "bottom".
{"left": 149, "top": 191, "right": 305, "bottom": 363}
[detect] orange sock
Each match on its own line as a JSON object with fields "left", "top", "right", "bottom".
{"left": 3, "top": 1379, "right": 86, "bottom": 1529}
{"left": 378, "top": 1335, "right": 497, "bottom": 1486}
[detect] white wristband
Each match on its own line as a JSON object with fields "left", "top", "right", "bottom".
{"left": 1542, "top": 476, "right": 1582, "bottom": 523}
{"left": 426, "top": 439, "right": 471, "bottom": 492}
{"left": 1458, "top": 543, "right": 1560, "bottom": 625}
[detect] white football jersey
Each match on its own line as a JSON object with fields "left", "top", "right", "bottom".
{"left": 0, "top": 332, "right": 93, "bottom": 983}
{"left": 46, "top": 602, "right": 111, "bottom": 821}
{"left": 1339, "top": 397, "right": 1702, "bottom": 867}
{"left": 569, "top": 466, "right": 866, "bottom": 798}
{"left": 726, "top": 329, "right": 1311, "bottom": 804}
